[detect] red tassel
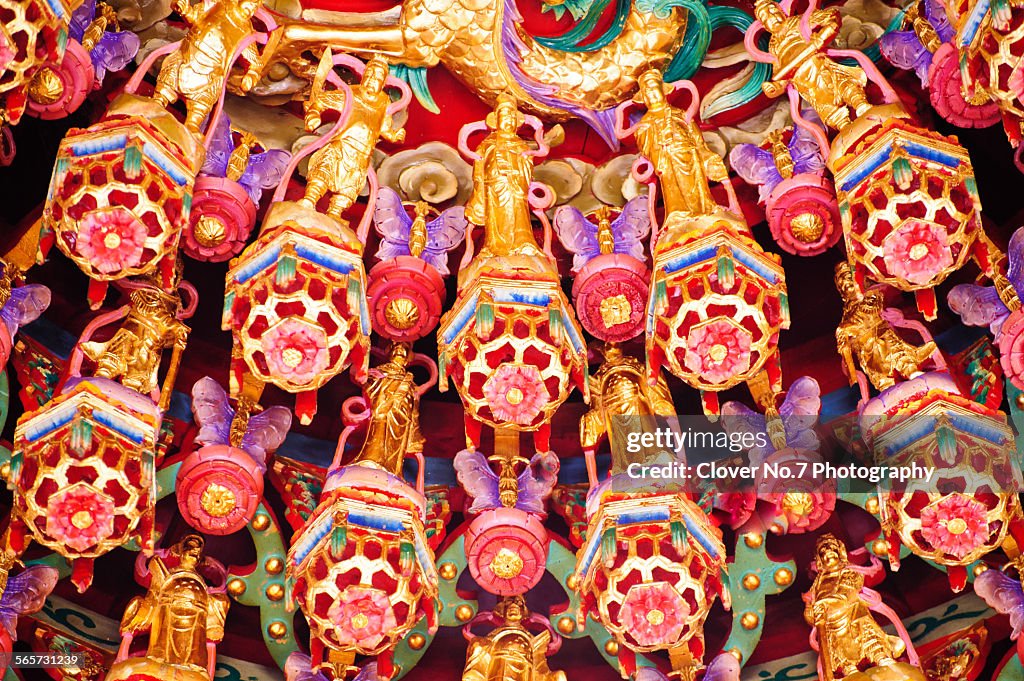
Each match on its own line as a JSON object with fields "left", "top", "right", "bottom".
{"left": 295, "top": 390, "right": 318, "bottom": 426}
{"left": 86, "top": 279, "right": 108, "bottom": 310}
{"left": 947, "top": 564, "right": 968, "bottom": 593}
{"left": 533, "top": 423, "right": 551, "bottom": 454}
{"left": 70, "top": 557, "right": 94, "bottom": 592}
{"left": 700, "top": 391, "right": 720, "bottom": 418}
{"left": 915, "top": 288, "right": 938, "bottom": 321}
{"left": 377, "top": 651, "right": 395, "bottom": 680}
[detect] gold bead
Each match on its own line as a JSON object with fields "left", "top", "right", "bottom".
{"left": 407, "top": 633, "right": 426, "bottom": 650}
{"left": 872, "top": 539, "right": 890, "bottom": 556}
{"left": 266, "top": 584, "right": 285, "bottom": 601}
{"left": 740, "top": 613, "right": 759, "bottom": 630}
{"left": 439, "top": 562, "right": 458, "bottom": 580}
{"left": 1016, "top": 392, "right": 1024, "bottom": 409}
{"left": 265, "top": 557, "right": 284, "bottom": 575}
{"left": 268, "top": 621, "right": 287, "bottom": 639}
{"left": 728, "top": 648, "right": 743, "bottom": 662}
{"left": 604, "top": 639, "right": 619, "bottom": 656}
{"left": 227, "top": 579, "right": 246, "bottom": 596}
{"left": 566, "top": 574, "right": 580, "bottom": 590}
{"left": 455, "top": 605, "right": 474, "bottom": 622}
{"left": 774, "top": 568, "right": 794, "bottom": 586}
{"left": 973, "top": 563, "right": 989, "bottom": 577}
{"left": 251, "top": 514, "right": 271, "bottom": 531}
{"left": 557, "top": 617, "right": 575, "bottom": 635}
{"left": 742, "top": 573, "right": 761, "bottom": 590}
{"left": 0, "top": 463, "right": 10, "bottom": 481}
{"left": 743, "top": 533, "right": 763, "bottom": 549}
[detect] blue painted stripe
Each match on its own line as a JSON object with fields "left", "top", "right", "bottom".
{"left": 93, "top": 409, "right": 147, "bottom": 444}
{"left": 880, "top": 412, "right": 1011, "bottom": 458}
{"left": 684, "top": 515, "right": 721, "bottom": 559}
{"left": 348, "top": 511, "right": 405, "bottom": 534}
{"left": 142, "top": 141, "right": 189, "bottom": 186}
{"left": 440, "top": 292, "right": 480, "bottom": 345}
{"left": 69, "top": 134, "right": 127, "bottom": 157}
{"left": 492, "top": 288, "right": 551, "bottom": 307}
{"left": 904, "top": 141, "right": 962, "bottom": 169}
{"left": 22, "top": 406, "right": 76, "bottom": 442}
{"left": 617, "top": 508, "right": 671, "bottom": 525}
{"left": 959, "top": 0, "right": 989, "bottom": 48}
{"left": 661, "top": 245, "right": 717, "bottom": 274}
{"left": 294, "top": 243, "right": 355, "bottom": 276}
{"left": 232, "top": 245, "right": 281, "bottom": 284}
{"left": 841, "top": 145, "right": 892, "bottom": 192}
{"left": 732, "top": 248, "right": 779, "bottom": 284}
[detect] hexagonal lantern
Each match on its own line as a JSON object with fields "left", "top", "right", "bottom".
{"left": 860, "top": 371, "right": 1021, "bottom": 592}
{"left": 437, "top": 274, "right": 588, "bottom": 451}
{"left": 7, "top": 377, "right": 159, "bottom": 591}
{"left": 42, "top": 94, "right": 203, "bottom": 306}
{"left": 646, "top": 211, "right": 788, "bottom": 415}
{"left": 829, "top": 107, "right": 985, "bottom": 319}
{"left": 287, "top": 465, "right": 438, "bottom": 679}
{"left": 224, "top": 201, "right": 371, "bottom": 424}
{"left": 0, "top": 0, "right": 72, "bottom": 126}
{"left": 572, "top": 493, "right": 728, "bottom": 677}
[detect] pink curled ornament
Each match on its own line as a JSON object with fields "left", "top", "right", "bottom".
{"left": 572, "top": 253, "right": 649, "bottom": 342}
{"left": 765, "top": 174, "right": 841, "bottom": 256}
{"left": 366, "top": 255, "right": 446, "bottom": 342}
{"left": 464, "top": 507, "right": 549, "bottom": 596}
{"left": 999, "top": 308, "right": 1024, "bottom": 390}
{"left": 183, "top": 175, "right": 257, "bottom": 262}
{"left": 176, "top": 444, "right": 266, "bottom": 535}
{"left": 24, "top": 39, "right": 92, "bottom": 121}
{"left": 928, "top": 43, "right": 1001, "bottom": 129}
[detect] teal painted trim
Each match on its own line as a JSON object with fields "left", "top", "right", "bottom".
{"left": 0, "top": 370, "right": 9, "bottom": 437}
{"left": 391, "top": 65, "right": 440, "bottom": 115}
{"left": 700, "top": 5, "right": 773, "bottom": 117}
{"left": 662, "top": 0, "right": 712, "bottom": 81}
{"left": 535, "top": 0, "right": 625, "bottom": 52}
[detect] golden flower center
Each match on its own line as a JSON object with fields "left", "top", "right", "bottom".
{"left": 790, "top": 213, "right": 825, "bottom": 243}
{"left": 201, "top": 483, "right": 237, "bottom": 518}
{"left": 945, "top": 517, "right": 969, "bottom": 535}
{"left": 708, "top": 344, "right": 728, "bottom": 363}
{"left": 70, "top": 510, "right": 94, "bottom": 530}
{"left": 599, "top": 294, "right": 632, "bottom": 328}
{"left": 646, "top": 609, "right": 665, "bottom": 626}
{"left": 103, "top": 231, "right": 122, "bottom": 250}
{"left": 350, "top": 613, "right": 370, "bottom": 630}
{"left": 781, "top": 491, "right": 814, "bottom": 517}
{"left": 194, "top": 216, "right": 227, "bottom": 248}
{"left": 505, "top": 387, "right": 524, "bottom": 405}
{"left": 281, "top": 347, "right": 304, "bottom": 368}
{"left": 28, "top": 67, "right": 64, "bottom": 104}
{"left": 489, "top": 548, "right": 524, "bottom": 578}
{"left": 909, "top": 242, "right": 929, "bottom": 261}
{"left": 384, "top": 297, "right": 420, "bottom": 330}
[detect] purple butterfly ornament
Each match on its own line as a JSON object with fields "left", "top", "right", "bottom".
{"left": 553, "top": 196, "right": 651, "bottom": 273}
{"left": 454, "top": 448, "right": 559, "bottom": 515}
{"left": 373, "top": 187, "right": 468, "bottom": 276}
{"left": 721, "top": 376, "right": 822, "bottom": 466}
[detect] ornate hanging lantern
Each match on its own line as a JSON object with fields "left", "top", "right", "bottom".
{"left": 0, "top": 0, "right": 73, "bottom": 129}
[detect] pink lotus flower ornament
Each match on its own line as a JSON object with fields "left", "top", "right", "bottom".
{"left": 327, "top": 587, "right": 399, "bottom": 650}
{"left": 920, "top": 494, "right": 989, "bottom": 560}
{"left": 618, "top": 582, "right": 689, "bottom": 647}
{"left": 75, "top": 208, "right": 148, "bottom": 275}
{"left": 482, "top": 364, "right": 549, "bottom": 426}
{"left": 883, "top": 220, "right": 954, "bottom": 286}
{"left": 45, "top": 483, "right": 116, "bottom": 552}
{"left": 261, "top": 318, "right": 330, "bottom": 385}
{"left": 683, "top": 319, "right": 752, "bottom": 384}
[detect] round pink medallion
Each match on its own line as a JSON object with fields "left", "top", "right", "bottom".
{"left": 176, "top": 444, "right": 265, "bottom": 535}
{"left": 25, "top": 40, "right": 93, "bottom": 120}
{"left": 367, "top": 256, "right": 446, "bottom": 341}
{"left": 766, "top": 174, "right": 841, "bottom": 256}
{"left": 572, "top": 253, "right": 649, "bottom": 342}
{"left": 183, "top": 176, "right": 258, "bottom": 262}
{"left": 929, "top": 43, "right": 1001, "bottom": 129}
{"left": 999, "top": 308, "right": 1024, "bottom": 391}
{"left": 464, "top": 507, "right": 549, "bottom": 596}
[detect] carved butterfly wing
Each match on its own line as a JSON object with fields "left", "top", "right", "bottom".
{"left": 453, "top": 449, "right": 501, "bottom": 513}
{"left": 190, "top": 377, "right": 233, "bottom": 447}
{"left": 924, "top": 0, "right": 955, "bottom": 43}
{"left": 516, "top": 450, "right": 559, "bottom": 514}
{"left": 68, "top": 0, "right": 96, "bottom": 42}
{"left": 200, "top": 114, "right": 233, "bottom": 178}
{"left": 552, "top": 205, "right": 600, "bottom": 272}
{"left": 788, "top": 113, "right": 827, "bottom": 176}
{"left": 778, "top": 376, "right": 822, "bottom": 451}
{"left": 702, "top": 652, "right": 742, "bottom": 681}
{"left": 1, "top": 284, "right": 50, "bottom": 337}
{"left": 610, "top": 195, "right": 652, "bottom": 262}
{"left": 947, "top": 284, "right": 1010, "bottom": 335}
{"left": 0, "top": 566, "right": 58, "bottom": 637}
{"left": 1006, "top": 226, "right": 1024, "bottom": 300}
{"left": 373, "top": 187, "right": 414, "bottom": 261}
{"left": 239, "top": 148, "right": 292, "bottom": 205}
{"left": 728, "top": 144, "right": 783, "bottom": 202}
{"left": 422, "top": 207, "right": 469, "bottom": 276}
{"left": 240, "top": 405, "right": 293, "bottom": 468}
{"left": 284, "top": 652, "right": 331, "bottom": 681}
{"left": 720, "top": 400, "right": 772, "bottom": 461}
{"left": 90, "top": 30, "right": 140, "bottom": 88}
{"left": 975, "top": 569, "right": 1024, "bottom": 639}
{"left": 879, "top": 30, "right": 932, "bottom": 85}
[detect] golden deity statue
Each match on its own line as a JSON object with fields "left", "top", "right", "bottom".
{"left": 80, "top": 281, "right": 189, "bottom": 398}
{"left": 110, "top": 535, "right": 229, "bottom": 681}
{"left": 460, "top": 93, "right": 555, "bottom": 286}
{"left": 805, "top": 535, "right": 924, "bottom": 681}
{"left": 462, "top": 596, "right": 567, "bottom": 681}
{"left": 153, "top": 0, "right": 265, "bottom": 133}
{"left": 834, "top": 262, "right": 935, "bottom": 392}
{"left": 580, "top": 343, "right": 676, "bottom": 475}
{"left": 754, "top": 0, "right": 872, "bottom": 130}
{"left": 346, "top": 342, "right": 425, "bottom": 477}
{"left": 301, "top": 52, "right": 405, "bottom": 222}
{"left": 631, "top": 69, "right": 729, "bottom": 221}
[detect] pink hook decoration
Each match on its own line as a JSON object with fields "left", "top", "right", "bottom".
{"left": 65, "top": 305, "right": 131, "bottom": 380}
{"left": 826, "top": 48, "right": 902, "bottom": 104}
{"left": 799, "top": 0, "right": 818, "bottom": 42}
{"left": 124, "top": 41, "right": 182, "bottom": 94}
{"left": 744, "top": 21, "right": 777, "bottom": 65}
{"left": 410, "top": 352, "right": 439, "bottom": 397}
{"left": 457, "top": 121, "right": 490, "bottom": 161}
{"left": 523, "top": 115, "right": 550, "bottom": 158}
{"left": 632, "top": 157, "right": 661, "bottom": 251}
{"left": 670, "top": 79, "right": 701, "bottom": 122}
{"left": 788, "top": 88, "right": 832, "bottom": 159}
{"left": 528, "top": 182, "right": 556, "bottom": 258}
{"left": 358, "top": 166, "right": 379, "bottom": 244}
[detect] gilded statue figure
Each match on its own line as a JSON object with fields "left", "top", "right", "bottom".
{"left": 348, "top": 342, "right": 425, "bottom": 477}
{"left": 581, "top": 343, "right": 676, "bottom": 476}
{"left": 459, "top": 93, "right": 555, "bottom": 286}
{"left": 835, "top": 263, "right": 936, "bottom": 392}
{"left": 301, "top": 53, "right": 405, "bottom": 221}
{"left": 81, "top": 283, "right": 189, "bottom": 397}
{"left": 805, "top": 535, "right": 913, "bottom": 680}
{"left": 629, "top": 69, "right": 729, "bottom": 220}
{"left": 110, "top": 535, "right": 229, "bottom": 681}
{"left": 462, "top": 596, "right": 567, "bottom": 681}
{"left": 754, "top": 0, "right": 872, "bottom": 130}
{"left": 153, "top": 0, "right": 265, "bottom": 132}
